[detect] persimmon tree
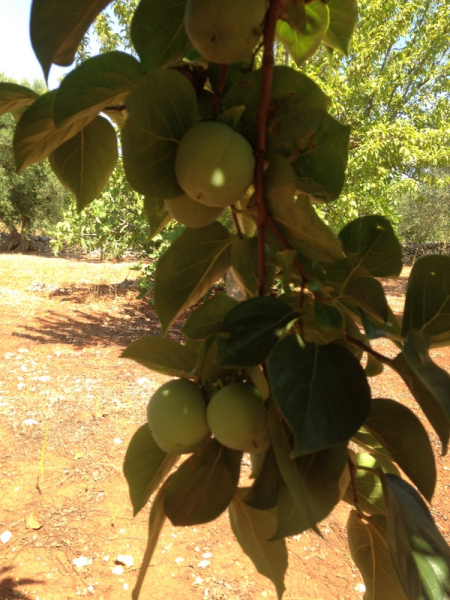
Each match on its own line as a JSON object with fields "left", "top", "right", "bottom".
{"left": 1, "top": 1, "right": 450, "bottom": 598}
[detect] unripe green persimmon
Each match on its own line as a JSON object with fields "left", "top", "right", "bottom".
{"left": 165, "top": 194, "right": 223, "bottom": 228}
{"left": 175, "top": 121, "right": 255, "bottom": 208}
{"left": 147, "top": 379, "right": 210, "bottom": 454}
{"left": 185, "top": 0, "right": 268, "bottom": 64}
{"left": 206, "top": 383, "right": 270, "bottom": 453}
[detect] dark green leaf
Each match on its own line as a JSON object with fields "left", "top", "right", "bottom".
{"left": 276, "top": 0, "right": 330, "bottom": 66}
{"left": 229, "top": 490, "right": 288, "bottom": 600}
{"left": 216, "top": 297, "right": 300, "bottom": 368}
{"left": 323, "top": 0, "right": 359, "bottom": 55}
{"left": 123, "top": 425, "right": 177, "bottom": 516}
{"left": 365, "top": 353, "right": 385, "bottom": 377}
{"left": 154, "top": 222, "right": 233, "bottom": 334}
{"left": 144, "top": 196, "right": 171, "bottom": 239}
{"left": 280, "top": 0, "right": 306, "bottom": 32}
{"left": 338, "top": 215, "right": 403, "bottom": 277}
{"left": 352, "top": 428, "right": 393, "bottom": 462}
{"left": 181, "top": 294, "right": 238, "bottom": 341}
{"left": 132, "top": 484, "right": 167, "bottom": 600}
{"left": 30, "top": 0, "right": 112, "bottom": 79}
{"left": 49, "top": 116, "right": 118, "bottom": 211}
{"left": 223, "top": 66, "right": 330, "bottom": 161}
{"left": 343, "top": 453, "right": 400, "bottom": 516}
{"left": 164, "top": 438, "right": 241, "bottom": 526}
{"left": 265, "top": 155, "right": 344, "bottom": 262}
{"left": 53, "top": 51, "right": 145, "bottom": 128}
{"left": 245, "top": 446, "right": 282, "bottom": 511}
{"left": 122, "top": 69, "right": 197, "bottom": 199}
{"left": 292, "top": 112, "right": 351, "bottom": 202}
{"left": 229, "top": 237, "right": 259, "bottom": 298}
{"left": 131, "top": 0, "right": 191, "bottom": 71}
{"left": 0, "top": 82, "right": 39, "bottom": 116}
{"left": 268, "top": 336, "right": 371, "bottom": 456}
{"left": 314, "top": 301, "right": 344, "bottom": 329}
{"left": 13, "top": 91, "right": 92, "bottom": 172}
{"left": 347, "top": 511, "right": 408, "bottom": 600}
{"left": 383, "top": 474, "right": 450, "bottom": 599}
{"left": 341, "top": 277, "right": 389, "bottom": 322}
{"left": 365, "top": 398, "right": 436, "bottom": 502}
{"left": 121, "top": 336, "right": 197, "bottom": 378}
{"left": 402, "top": 255, "right": 450, "bottom": 346}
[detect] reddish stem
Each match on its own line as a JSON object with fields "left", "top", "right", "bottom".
{"left": 346, "top": 336, "right": 393, "bottom": 364}
{"left": 212, "top": 64, "right": 230, "bottom": 118}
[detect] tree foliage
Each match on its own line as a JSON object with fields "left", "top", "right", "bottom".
{"left": 2, "top": 1, "right": 450, "bottom": 598}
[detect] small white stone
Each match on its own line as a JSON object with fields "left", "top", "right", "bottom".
{"left": 23, "top": 419, "right": 39, "bottom": 426}
{"left": 193, "top": 577, "right": 203, "bottom": 585}
{"left": 115, "top": 554, "right": 133, "bottom": 568}
{"left": 73, "top": 556, "right": 89, "bottom": 569}
{"left": 112, "top": 566, "right": 124, "bottom": 575}
{"left": 103, "top": 555, "right": 110, "bottom": 562}
{"left": 197, "top": 560, "right": 210, "bottom": 569}
{"left": 202, "top": 552, "right": 212, "bottom": 559}
{"left": 1, "top": 531, "right": 12, "bottom": 544}
{"left": 175, "top": 557, "right": 184, "bottom": 564}
{"left": 113, "top": 438, "right": 122, "bottom": 444}
{"left": 137, "top": 377, "right": 149, "bottom": 385}
{"left": 37, "top": 376, "right": 51, "bottom": 382}
{"left": 355, "top": 583, "right": 366, "bottom": 593}
{"left": 123, "top": 583, "right": 129, "bottom": 591}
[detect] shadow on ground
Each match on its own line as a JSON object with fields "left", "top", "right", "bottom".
{"left": 0, "top": 566, "right": 42, "bottom": 599}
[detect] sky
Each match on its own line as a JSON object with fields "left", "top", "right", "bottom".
{"left": 0, "top": 0, "right": 70, "bottom": 89}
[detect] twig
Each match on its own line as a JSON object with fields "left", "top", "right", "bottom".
{"left": 230, "top": 205, "right": 243, "bottom": 240}
{"left": 346, "top": 335, "right": 393, "bottom": 364}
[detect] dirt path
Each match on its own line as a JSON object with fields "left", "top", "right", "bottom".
{"left": 0, "top": 254, "right": 449, "bottom": 600}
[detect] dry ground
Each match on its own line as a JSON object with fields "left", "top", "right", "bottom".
{"left": 0, "top": 254, "right": 449, "bottom": 600}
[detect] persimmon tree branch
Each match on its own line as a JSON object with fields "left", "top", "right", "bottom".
{"left": 346, "top": 336, "right": 394, "bottom": 364}
{"left": 255, "top": 0, "right": 282, "bottom": 296}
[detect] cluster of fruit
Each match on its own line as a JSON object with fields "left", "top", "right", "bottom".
{"left": 165, "top": 0, "right": 269, "bottom": 228}
{"left": 147, "top": 379, "right": 270, "bottom": 455}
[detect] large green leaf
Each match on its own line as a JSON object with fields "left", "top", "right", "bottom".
{"left": 229, "top": 490, "right": 288, "bottom": 600}
{"left": 0, "top": 83, "right": 39, "bottom": 116}
{"left": 347, "top": 511, "right": 408, "bottom": 600}
{"left": 341, "top": 277, "right": 389, "bottom": 322}
{"left": 121, "top": 336, "right": 197, "bottom": 378}
{"left": 276, "top": 0, "right": 330, "bottom": 66}
{"left": 268, "top": 336, "right": 371, "bottom": 456}
{"left": 223, "top": 66, "right": 330, "bottom": 161}
{"left": 402, "top": 255, "right": 450, "bottom": 347}
{"left": 383, "top": 474, "right": 450, "bottom": 599}
{"left": 364, "top": 398, "right": 436, "bottom": 502}
{"left": 292, "top": 112, "right": 351, "bottom": 202}
{"left": 130, "top": 0, "right": 191, "bottom": 71}
{"left": 265, "top": 155, "right": 344, "bottom": 262}
{"left": 229, "top": 237, "right": 260, "bottom": 298}
{"left": 123, "top": 425, "right": 177, "bottom": 517}
{"left": 339, "top": 215, "right": 403, "bottom": 277}
{"left": 53, "top": 51, "right": 145, "bottom": 128}
{"left": 13, "top": 90, "right": 92, "bottom": 172}
{"left": 323, "top": 0, "right": 359, "bottom": 55}
{"left": 164, "top": 438, "right": 241, "bottom": 526}
{"left": 143, "top": 196, "right": 171, "bottom": 239}
{"left": 49, "top": 116, "right": 118, "bottom": 211}
{"left": 122, "top": 69, "right": 197, "bottom": 199}
{"left": 154, "top": 222, "right": 233, "bottom": 334}
{"left": 392, "top": 352, "right": 450, "bottom": 456}
{"left": 181, "top": 294, "right": 238, "bottom": 341}
{"left": 30, "top": 0, "right": 112, "bottom": 79}
{"left": 216, "top": 297, "right": 300, "bottom": 368}
{"left": 343, "top": 452, "right": 400, "bottom": 516}
{"left": 245, "top": 445, "right": 282, "bottom": 511}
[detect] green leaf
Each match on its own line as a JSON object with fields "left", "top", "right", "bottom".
{"left": 347, "top": 511, "right": 408, "bottom": 600}
{"left": 144, "top": 196, "right": 171, "bottom": 239}
{"left": 364, "top": 398, "right": 436, "bottom": 502}
{"left": 154, "top": 222, "right": 233, "bottom": 334}
{"left": 53, "top": 51, "right": 145, "bottom": 128}
{"left": 121, "top": 336, "right": 197, "bottom": 378}
{"left": 130, "top": 0, "right": 192, "bottom": 71}
{"left": 13, "top": 90, "right": 92, "bottom": 172}
{"left": 365, "top": 353, "right": 385, "bottom": 377}
{"left": 181, "top": 294, "right": 238, "bottom": 341}
{"left": 352, "top": 428, "right": 393, "bottom": 463}
{"left": 343, "top": 453, "right": 400, "bottom": 516}
{"left": 0, "top": 83, "right": 39, "bottom": 116}
{"left": 339, "top": 215, "right": 403, "bottom": 277}
{"left": 268, "top": 336, "right": 371, "bottom": 456}
{"left": 164, "top": 438, "right": 241, "bottom": 526}
{"left": 402, "top": 255, "right": 450, "bottom": 347}
{"left": 341, "top": 277, "right": 389, "bottom": 322}
{"left": 229, "top": 490, "right": 288, "bottom": 600}
{"left": 229, "top": 237, "right": 259, "bottom": 298}
{"left": 245, "top": 446, "right": 282, "bottom": 511}
{"left": 276, "top": 0, "right": 330, "bottom": 66}
{"left": 292, "top": 112, "right": 351, "bottom": 203}
{"left": 122, "top": 69, "right": 197, "bottom": 199}
{"left": 49, "top": 116, "right": 118, "bottom": 211}
{"left": 223, "top": 66, "right": 330, "bottom": 161}
{"left": 30, "top": 0, "right": 112, "bottom": 80}
{"left": 314, "top": 300, "right": 344, "bottom": 329}
{"left": 383, "top": 474, "right": 450, "bottom": 599}
{"left": 392, "top": 353, "right": 450, "bottom": 456}
{"left": 216, "top": 297, "right": 300, "bottom": 368}
{"left": 265, "top": 155, "right": 344, "bottom": 262}
{"left": 280, "top": 0, "right": 306, "bottom": 32}
{"left": 132, "top": 484, "right": 167, "bottom": 600}
{"left": 123, "top": 425, "right": 178, "bottom": 516}
{"left": 273, "top": 445, "right": 348, "bottom": 539}
{"left": 323, "top": 0, "right": 359, "bottom": 55}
